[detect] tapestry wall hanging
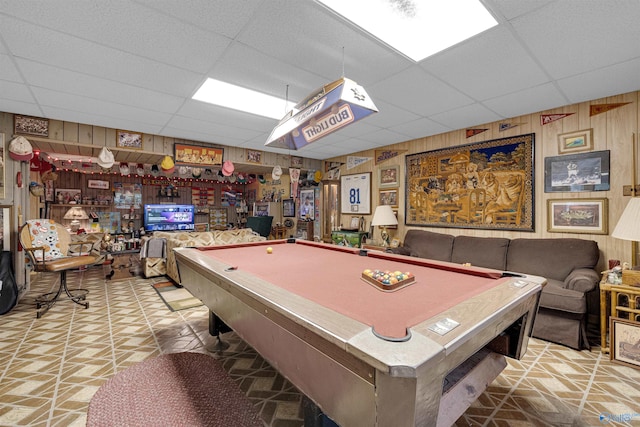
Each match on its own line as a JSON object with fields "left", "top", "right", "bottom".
{"left": 405, "top": 133, "right": 535, "bottom": 231}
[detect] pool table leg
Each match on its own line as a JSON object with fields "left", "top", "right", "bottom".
{"left": 206, "top": 311, "right": 232, "bottom": 352}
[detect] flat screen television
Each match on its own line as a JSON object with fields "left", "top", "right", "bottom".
{"left": 143, "top": 204, "right": 196, "bottom": 232}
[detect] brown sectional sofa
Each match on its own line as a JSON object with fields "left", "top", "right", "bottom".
{"left": 388, "top": 230, "right": 601, "bottom": 350}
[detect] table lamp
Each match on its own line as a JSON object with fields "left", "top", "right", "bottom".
{"left": 64, "top": 206, "right": 89, "bottom": 232}
{"left": 371, "top": 205, "right": 398, "bottom": 247}
{"left": 612, "top": 197, "right": 640, "bottom": 269}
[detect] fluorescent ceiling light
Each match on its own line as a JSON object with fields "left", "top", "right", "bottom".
{"left": 316, "top": 0, "right": 498, "bottom": 62}
{"left": 193, "top": 78, "right": 295, "bottom": 119}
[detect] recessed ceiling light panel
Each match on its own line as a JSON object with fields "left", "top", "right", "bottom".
{"left": 316, "top": 0, "right": 497, "bottom": 61}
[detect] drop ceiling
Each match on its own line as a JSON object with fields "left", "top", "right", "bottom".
{"left": 1, "top": 0, "right": 639, "bottom": 161}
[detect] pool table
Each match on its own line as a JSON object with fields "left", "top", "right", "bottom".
{"left": 175, "top": 239, "right": 544, "bottom": 427}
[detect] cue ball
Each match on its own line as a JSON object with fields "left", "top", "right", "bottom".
{"left": 266, "top": 247, "right": 273, "bottom": 254}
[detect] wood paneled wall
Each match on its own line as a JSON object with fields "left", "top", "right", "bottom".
{"left": 328, "top": 91, "right": 640, "bottom": 271}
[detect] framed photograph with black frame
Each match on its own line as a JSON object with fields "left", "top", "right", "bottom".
{"left": 547, "top": 198, "right": 608, "bottom": 234}
{"left": 610, "top": 317, "right": 640, "bottom": 369}
{"left": 282, "top": 198, "right": 295, "bottom": 217}
{"left": 544, "top": 150, "right": 610, "bottom": 192}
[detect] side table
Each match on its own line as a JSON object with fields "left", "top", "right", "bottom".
{"left": 599, "top": 279, "right": 640, "bottom": 353}
{"left": 361, "top": 243, "right": 388, "bottom": 252}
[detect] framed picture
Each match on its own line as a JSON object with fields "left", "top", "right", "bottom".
{"left": 283, "top": 198, "right": 295, "bottom": 217}
{"left": 610, "top": 317, "right": 640, "bottom": 369}
{"left": 245, "top": 149, "right": 262, "bottom": 164}
{"left": 175, "top": 143, "right": 223, "bottom": 167}
{"left": 405, "top": 133, "right": 535, "bottom": 231}
{"left": 379, "top": 188, "right": 398, "bottom": 208}
{"left": 299, "top": 189, "right": 315, "bottom": 219}
{"left": 87, "top": 179, "right": 110, "bottom": 190}
{"left": 341, "top": 172, "right": 372, "bottom": 215}
{"left": 547, "top": 198, "right": 608, "bottom": 234}
{"left": 14, "top": 115, "right": 49, "bottom": 137}
{"left": 0, "top": 133, "right": 4, "bottom": 200}
{"left": 378, "top": 165, "right": 399, "bottom": 189}
{"left": 116, "top": 130, "right": 143, "bottom": 149}
{"left": 0, "top": 206, "right": 11, "bottom": 251}
{"left": 544, "top": 150, "right": 610, "bottom": 192}
{"left": 558, "top": 128, "right": 593, "bottom": 154}
{"left": 349, "top": 216, "right": 361, "bottom": 230}
{"left": 55, "top": 188, "right": 81, "bottom": 204}
{"left": 291, "top": 156, "right": 303, "bottom": 167}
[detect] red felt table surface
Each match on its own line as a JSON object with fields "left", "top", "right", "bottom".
{"left": 198, "top": 240, "right": 507, "bottom": 340}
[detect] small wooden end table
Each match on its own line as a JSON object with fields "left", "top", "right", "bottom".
{"left": 599, "top": 279, "right": 640, "bottom": 353}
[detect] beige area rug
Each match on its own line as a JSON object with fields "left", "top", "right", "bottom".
{"left": 151, "top": 282, "right": 203, "bottom": 311}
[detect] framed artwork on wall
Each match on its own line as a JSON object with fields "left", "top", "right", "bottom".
{"left": 299, "top": 189, "right": 315, "bottom": 219}
{"left": 14, "top": 115, "right": 49, "bottom": 137}
{"left": 558, "top": 128, "right": 593, "bottom": 154}
{"left": 547, "top": 198, "right": 608, "bottom": 234}
{"left": 116, "top": 130, "right": 143, "bottom": 149}
{"left": 544, "top": 150, "right": 610, "bottom": 192}
{"left": 341, "top": 172, "right": 372, "bottom": 215}
{"left": 378, "top": 165, "right": 399, "bottom": 189}
{"left": 405, "top": 133, "right": 535, "bottom": 231}
{"left": 175, "top": 143, "right": 223, "bottom": 167}
{"left": 379, "top": 188, "right": 398, "bottom": 208}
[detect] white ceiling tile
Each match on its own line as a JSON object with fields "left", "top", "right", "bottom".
{"left": 425, "top": 26, "right": 549, "bottom": 100}
{"left": 482, "top": 83, "right": 568, "bottom": 118}
{"left": 429, "top": 103, "right": 503, "bottom": 130}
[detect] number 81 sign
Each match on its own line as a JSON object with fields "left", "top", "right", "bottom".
{"left": 341, "top": 172, "right": 371, "bottom": 214}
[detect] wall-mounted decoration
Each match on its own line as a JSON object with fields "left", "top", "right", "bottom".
{"left": 113, "top": 183, "right": 142, "bottom": 209}
{"left": 547, "top": 198, "right": 608, "bottom": 234}
{"left": 299, "top": 189, "right": 315, "bottom": 219}
{"left": 291, "top": 156, "right": 303, "bottom": 168}
{"left": 116, "top": 130, "right": 143, "bottom": 149}
{"left": 341, "top": 172, "right": 371, "bottom": 215}
{"left": 590, "top": 103, "right": 630, "bottom": 116}
{"left": 558, "top": 128, "right": 593, "bottom": 154}
{"left": 245, "top": 149, "right": 262, "bottom": 164}
{"left": 610, "top": 317, "right": 640, "bottom": 369}
{"left": 283, "top": 198, "right": 295, "bottom": 217}
{"left": 541, "top": 113, "right": 574, "bottom": 125}
{"left": 14, "top": 115, "right": 49, "bottom": 137}
{"left": 378, "top": 165, "right": 399, "bottom": 189}
{"left": 0, "top": 206, "right": 11, "bottom": 251}
{"left": 544, "top": 150, "right": 610, "bottom": 193}
{"left": 374, "top": 149, "right": 406, "bottom": 164}
{"left": 174, "top": 144, "right": 223, "bottom": 167}
{"left": 87, "top": 179, "right": 110, "bottom": 190}
{"left": 55, "top": 188, "right": 81, "bottom": 204}
{"left": 379, "top": 189, "right": 398, "bottom": 208}
{"left": 405, "top": 133, "right": 535, "bottom": 231}
{"left": 0, "top": 133, "right": 4, "bottom": 200}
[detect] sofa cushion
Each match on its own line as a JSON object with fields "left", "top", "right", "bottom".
{"left": 451, "top": 236, "right": 510, "bottom": 271}
{"left": 403, "top": 230, "right": 454, "bottom": 262}
{"left": 506, "top": 238, "right": 599, "bottom": 282}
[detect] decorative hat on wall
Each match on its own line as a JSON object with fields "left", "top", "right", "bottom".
{"left": 119, "top": 162, "right": 130, "bottom": 175}
{"left": 272, "top": 165, "right": 283, "bottom": 180}
{"left": 151, "top": 164, "right": 160, "bottom": 177}
{"left": 258, "top": 174, "right": 266, "bottom": 184}
{"left": 136, "top": 163, "right": 145, "bottom": 176}
{"left": 96, "top": 147, "right": 115, "bottom": 170}
{"left": 9, "top": 136, "right": 34, "bottom": 161}
{"left": 222, "top": 160, "right": 234, "bottom": 176}
{"left": 160, "top": 155, "right": 175, "bottom": 174}
{"left": 192, "top": 168, "right": 202, "bottom": 178}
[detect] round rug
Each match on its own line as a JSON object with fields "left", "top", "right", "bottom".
{"left": 87, "top": 352, "right": 263, "bottom": 427}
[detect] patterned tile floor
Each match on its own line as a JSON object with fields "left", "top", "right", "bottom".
{"left": 1, "top": 268, "right": 640, "bottom": 427}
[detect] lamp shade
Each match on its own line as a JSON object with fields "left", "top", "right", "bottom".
{"left": 63, "top": 206, "right": 89, "bottom": 220}
{"left": 371, "top": 205, "right": 398, "bottom": 227}
{"left": 612, "top": 198, "right": 640, "bottom": 241}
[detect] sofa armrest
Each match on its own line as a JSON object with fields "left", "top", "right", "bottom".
{"left": 563, "top": 268, "right": 600, "bottom": 293}
{"left": 386, "top": 246, "right": 411, "bottom": 256}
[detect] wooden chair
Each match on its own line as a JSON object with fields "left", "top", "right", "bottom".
{"left": 453, "top": 188, "right": 486, "bottom": 223}
{"left": 20, "top": 219, "right": 97, "bottom": 318}
{"left": 493, "top": 178, "right": 526, "bottom": 226}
